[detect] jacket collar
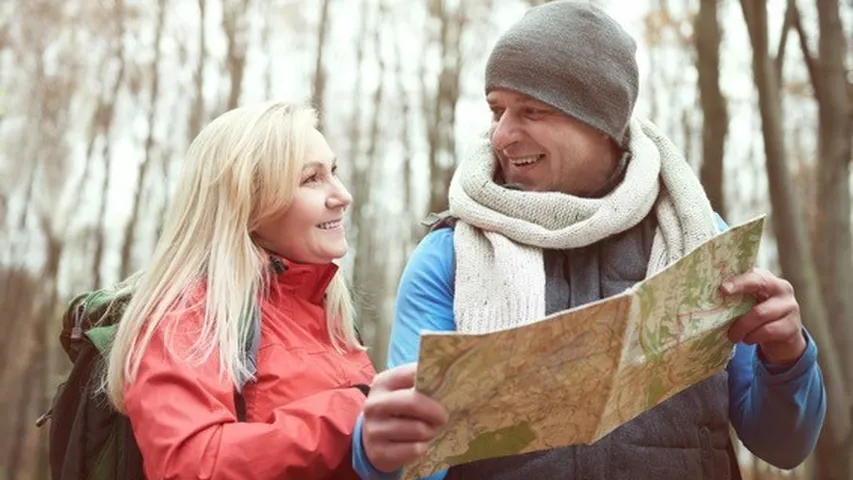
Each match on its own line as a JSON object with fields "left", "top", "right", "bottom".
{"left": 267, "top": 254, "right": 338, "bottom": 305}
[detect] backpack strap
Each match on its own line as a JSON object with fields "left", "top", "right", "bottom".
{"left": 351, "top": 384, "right": 371, "bottom": 396}
{"left": 237, "top": 303, "right": 262, "bottom": 389}
{"left": 231, "top": 301, "right": 262, "bottom": 422}
{"left": 233, "top": 390, "right": 247, "bottom": 422}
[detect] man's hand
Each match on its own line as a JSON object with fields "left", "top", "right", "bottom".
{"left": 722, "top": 267, "right": 807, "bottom": 365}
{"left": 362, "top": 363, "right": 449, "bottom": 473}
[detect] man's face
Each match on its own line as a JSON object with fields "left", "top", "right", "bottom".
{"left": 487, "top": 89, "right": 619, "bottom": 197}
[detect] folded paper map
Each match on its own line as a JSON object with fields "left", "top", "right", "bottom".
{"left": 403, "top": 216, "right": 765, "bottom": 480}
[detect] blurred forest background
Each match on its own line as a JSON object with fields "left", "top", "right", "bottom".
{"left": 0, "top": 0, "right": 851, "bottom": 478}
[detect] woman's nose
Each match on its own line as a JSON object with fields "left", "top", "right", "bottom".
{"left": 327, "top": 179, "right": 352, "bottom": 210}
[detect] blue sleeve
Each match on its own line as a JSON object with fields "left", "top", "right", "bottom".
{"left": 727, "top": 332, "right": 826, "bottom": 468}
{"left": 353, "top": 228, "right": 456, "bottom": 480}
{"left": 717, "top": 213, "right": 827, "bottom": 468}
{"left": 387, "top": 228, "right": 457, "bottom": 369}
{"left": 352, "top": 414, "right": 400, "bottom": 479}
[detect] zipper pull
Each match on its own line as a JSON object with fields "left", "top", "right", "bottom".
{"left": 36, "top": 408, "right": 52, "bottom": 427}
{"left": 70, "top": 302, "right": 86, "bottom": 340}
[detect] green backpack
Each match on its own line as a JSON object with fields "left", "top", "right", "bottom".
{"left": 38, "top": 285, "right": 260, "bottom": 480}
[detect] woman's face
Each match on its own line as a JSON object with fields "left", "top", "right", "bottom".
{"left": 254, "top": 129, "right": 352, "bottom": 264}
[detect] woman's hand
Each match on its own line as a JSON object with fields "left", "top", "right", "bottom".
{"left": 361, "top": 363, "right": 449, "bottom": 473}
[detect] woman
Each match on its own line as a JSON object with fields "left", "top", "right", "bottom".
{"left": 104, "top": 101, "right": 446, "bottom": 479}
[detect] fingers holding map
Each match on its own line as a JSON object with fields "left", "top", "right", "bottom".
{"left": 403, "top": 216, "right": 765, "bottom": 480}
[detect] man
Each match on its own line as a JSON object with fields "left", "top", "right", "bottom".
{"left": 353, "top": 1, "right": 826, "bottom": 478}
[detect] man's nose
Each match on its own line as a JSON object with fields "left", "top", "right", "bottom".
{"left": 490, "top": 113, "right": 521, "bottom": 152}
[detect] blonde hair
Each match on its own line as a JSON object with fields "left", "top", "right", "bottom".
{"left": 105, "top": 101, "right": 362, "bottom": 410}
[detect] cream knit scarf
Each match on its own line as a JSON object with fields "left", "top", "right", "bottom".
{"left": 448, "top": 117, "right": 717, "bottom": 333}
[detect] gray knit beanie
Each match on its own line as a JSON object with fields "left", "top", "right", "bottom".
{"left": 485, "top": 0, "right": 639, "bottom": 145}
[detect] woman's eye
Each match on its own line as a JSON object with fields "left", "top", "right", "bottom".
{"left": 302, "top": 174, "right": 319, "bottom": 185}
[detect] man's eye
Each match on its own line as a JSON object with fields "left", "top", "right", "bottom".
{"left": 525, "top": 108, "right": 549, "bottom": 118}
{"left": 490, "top": 108, "right": 505, "bottom": 120}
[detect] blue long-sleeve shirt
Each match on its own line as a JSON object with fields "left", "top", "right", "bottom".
{"left": 353, "top": 224, "right": 826, "bottom": 479}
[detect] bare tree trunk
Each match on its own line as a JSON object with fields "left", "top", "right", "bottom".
{"left": 16, "top": 162, "right": 37, "bottom": 234}
{"left": 681, "top": 110, "right": 693, "bottom": 166}
{"left": 91, "top": 0, "right": 127, "bottom": 289}
{"left": 351, "top": 0, "right": 389, "bottom": 367}
{"left": 0, "top": 5, "right": 11, "bottom": 52}
{"left": 345, "top": 0, "right": 372, "bottom": 354}
{"left": 424, "top": 0, "right": 465, "bottom": 216}
{"left": 188, "top": 0, "right": 207, "bottom": 141}
{"left": 14, "top": 54, "right": 45, "bottom": 237}
{"left": 393, "top": 9, "right": 416, "bottom": 253}
{"left": 91, "top": 136, "right": 114, "bottom": 287}
{"left": 155, "top": 99, "right": 184, "bottom": 239}
{"left": 120, "top": 0, "right": 166, "bottom": 279}
{"left": 221, "top": 0, "right": 251, "bottom": 111}
{"left": 813, "top": 0, "right": 853, "bottom": 389}
{"left": 261, "top": 2, "right": 273, "bottom": 100}
{"left": 695, "top": 0, "right": 728, "bottom": 218}
{"left": 2, "top": 3, "right": 76, "bottom": 474}
{"left": 0, "top": 268, "right": 40, "bottom": 471}
{"left": 0, "top": 193, "right": 6, "bottom": 225}
{"left": 346, "top": 0, "right": 369, "bottom": 170}
{"left": 310, "top": 0, "right": 331, "bottom": 131}
{"left": 646, "top": 49, "right": 660, "bottom": 127}
{"left": 0, "top": 3, "right": 15, "bottom": 127}
{"left": 346, "top": 0, "right": 368, "bottom": 213}
{"left": 740, "top": 1, "right": 850, "bottom": 475}
{"left": 7, "top": 352, "right": 37, "bottom": 480}
{"left": 363, "top": 0, "right": 390, "bottom": 368}
{"left": 35, "top": 314, "right": 51, "bottom": 480}
{"left": 5, "top": 216, "right": 64, "bottom": 480}
{"left": 811, "top": 0, "right": 853, "bottom": 476}
{"left": 35, "top": 215, "right": 63, "bottom": 480}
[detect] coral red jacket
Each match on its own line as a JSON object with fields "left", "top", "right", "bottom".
{"left": 123, "top": 259, "right": 375, "bottom": 479}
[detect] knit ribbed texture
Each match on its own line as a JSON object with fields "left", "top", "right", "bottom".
{"left": 449, "top": 117, "right": 717, "bottom": 333}
{"left": 485, "top": 0, "right": 639, "bottom": 145}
